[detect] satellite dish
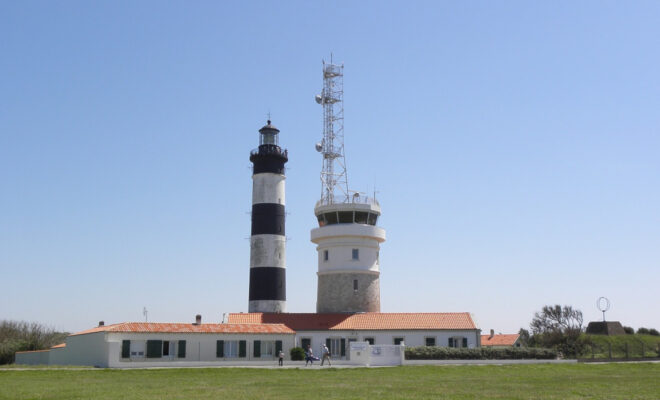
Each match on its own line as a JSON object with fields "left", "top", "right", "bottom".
{"left": 315, "top": 143, "right": 323, "bottom": 152}
{"left": 315, "top": 94, "right": 323, "bottom": 104}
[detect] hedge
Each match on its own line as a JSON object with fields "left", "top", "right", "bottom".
{"left": 290, "top": 347, "right": 305, "bottom": 361}
{"left": 405, "top": 346, "right": 557, "bottom": 360}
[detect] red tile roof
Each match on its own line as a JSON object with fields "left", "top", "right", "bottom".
{"left": 15, "top": 343, "right": 66, "bottom": 354}
{"left": 15, "top": 349, "right": 50, "bottom": 354}
{"left": 481, "top": 334, "right": 520, "bottom": 346}
{"left": 227, "top": 313, "right": 477, "bottom": 331}
{"left": 70, "top": 322, "right": 295, "bottom": 336}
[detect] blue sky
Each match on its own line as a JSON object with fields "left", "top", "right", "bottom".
{"left": 1, "top": 1, "right": 658, "bottom": 334}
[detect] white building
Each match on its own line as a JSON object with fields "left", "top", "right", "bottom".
{"left": 229, "top": 312, "right": 480, "bottom": 359}
{"left": 16, "top": 320, "right": 295, "bottom": 368}
{"left": 16, "top": 312, "right": 480, "bottom": 367}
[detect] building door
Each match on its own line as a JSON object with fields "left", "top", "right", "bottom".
{"left": 329, "top": 338, "right": 342, "bottom": 358}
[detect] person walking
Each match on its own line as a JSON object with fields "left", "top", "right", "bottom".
{"left": 278, "top": 350, "right": 284, "bottom": 366}
{"left": 321, "top": 344, "right": 331, "bottom": 366}
{"left": 305, "top": 345, "right": 314, "bottom": 366}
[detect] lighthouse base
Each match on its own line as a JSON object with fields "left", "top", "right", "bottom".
{"left": 249, "top": 300, "right": 286, "bottom": 313}
{"left": 317, "top": 272, "right": 380, "bottom": 313}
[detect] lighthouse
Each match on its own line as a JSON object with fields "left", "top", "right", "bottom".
{"left": 248, "top": 120, "right": 288, "bottom": 313}
{"left": 311, "top": 58, "right": 386, "bottom": 313}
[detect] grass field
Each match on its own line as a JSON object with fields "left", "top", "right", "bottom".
{"left": 1, "top": 363, "right": 659, "bottom": 400}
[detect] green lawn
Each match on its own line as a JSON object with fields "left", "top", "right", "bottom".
{"left": 1, "top": 363, "right": 658, "bottom": 400}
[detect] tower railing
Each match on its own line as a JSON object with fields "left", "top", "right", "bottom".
{"left": 315, "top": 195, "right": 379, "bottom": 208}
{"left": 250, "top": 145, "right": 288, "bottom": 158}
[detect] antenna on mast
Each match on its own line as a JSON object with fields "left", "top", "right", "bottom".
{"left": 314, "top": 56, "right": 348, "bottom": 205}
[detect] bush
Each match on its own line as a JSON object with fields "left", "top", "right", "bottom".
{"left": 623, "top": 326, "right": 635, "bottom": 334}
{"left": 404, "top": 346, "right": 557, "bottom": 360}
{"left": 649, "top": 329, "right": 659, "bottom": 336}
{"left": 637, "top": 328, "right": 650, "bottom": 335}
{"left": 0, "top": 320, "right": 68, "bottom": 364}
{"left": 289, "top": 347, "right": 305, "bottom": 361}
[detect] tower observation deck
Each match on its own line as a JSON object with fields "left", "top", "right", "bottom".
{"left": 311, "top": 57, "right": 386, "bottom": 313}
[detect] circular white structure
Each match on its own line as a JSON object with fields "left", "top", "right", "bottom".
{"left": 248, "top": 121, "right": 288, "bottom": 313}
{"left": 311, "top": 199, "right": 386, "bottom": 313}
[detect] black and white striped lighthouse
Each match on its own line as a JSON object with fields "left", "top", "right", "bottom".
{"left": 248, "top": 120, "right": 288, "bottom": 313}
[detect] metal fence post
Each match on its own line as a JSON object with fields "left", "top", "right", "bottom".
{"left": 625, "top": 342, "right": 629, "bottom": 359}
{"left": 608, "top": 342, "right": 612, "bottom": 359}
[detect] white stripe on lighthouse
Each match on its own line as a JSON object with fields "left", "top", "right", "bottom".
{"left": 252, "top": 174, "right": 285, "bottom": 205}
{"left": 250, "top": 235, "right": 286, "bottom": 269}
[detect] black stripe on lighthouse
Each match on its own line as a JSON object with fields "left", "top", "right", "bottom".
{"left": 249, "top": 267, "right": 286, "bottom": 301}
{"left": 251, "top": 203, "right": 285, "bottom": 236}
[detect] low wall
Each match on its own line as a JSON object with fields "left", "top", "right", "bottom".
{"left": 347, "top": 342, "right": 404, "bottom": 366}
{"left": 15, "top": 350, "right": 50, "bottom": 365}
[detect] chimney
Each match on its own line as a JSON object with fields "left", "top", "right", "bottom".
{"left": 194, "top": 314, "right": 202, "bottom": 325}
{"left": 98, "top": 321, "right": 104, "bottom": 327}
{"left": 489, "top": 329, "right": 494, "bottom": 339}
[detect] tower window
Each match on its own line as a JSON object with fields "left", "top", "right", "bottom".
{"left": 338, "top": 211, "right": 353, "bottom": 223}
{"left": 325, "top": 212, "right": 338, "bottom": 225}
{"left": 355, "top": 211, "right": 368, "bottom": 224}
{"left": 352, "top": 249, "right": 359, "bottom": 260}
{"left": 353, "top": 279, "right": 358, "bottom": 291}
{"left": 323, "top": 250, "right": 329, "bottom": 261}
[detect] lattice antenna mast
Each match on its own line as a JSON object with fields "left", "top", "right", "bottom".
{"left": 315, "top": 56, "right": 348, "bottom": 205}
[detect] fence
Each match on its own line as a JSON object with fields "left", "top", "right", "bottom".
{"left": 579, "top": 340, "right": 660, "bottom": 362}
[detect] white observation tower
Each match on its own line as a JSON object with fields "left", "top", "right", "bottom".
{"left": 311, "top": 57, "right": 386, "bottom": 313}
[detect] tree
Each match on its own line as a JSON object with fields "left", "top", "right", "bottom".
{"left": 517, "top": 328, "right": 530, "bottom": 347}
{"left": 529, "top": 305, "right": 586, "bottom": 357}
{"left": 623, "top": 326, "right": 635, "bottom": 334}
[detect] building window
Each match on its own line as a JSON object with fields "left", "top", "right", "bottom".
{"left": 353, "top": 279, "right": 358, "bottom": 291}
{"left": 162, "top": 341, "right": 170, "bottom": 356}
{"left": 324, "top": 250, "right": 329, "bottom": 261}
{"left": 352, "top": 249, "right": 359, "bottom": 260}
{"left": 129, "top": 341, "right": 145, "bottom": 357}
{"left": 448, "top": 337, "right": 467, "bottom": 348}
{"left": 327, "top": 338, "right": 345, "bottom": 357}
{"left": 393, "top": 337, "right": 404, "bottom": 345}
{"left": 425, "top": 337, "right": 436, "bottom": 346}
{"left": 177, "top": 340, "right": 186, "bottom": 358}
{"left": 121, "top": 340, "right": 131, "bottom": 358}
{"left": 364, "top": 337, "right": 375, "bottom": 345}
{"left": 146, "top": 340, "right": 162, "bottom": 358}
{"left": 217, "top": 340, "right": 225, "bottom": 357}
{"left": 239, "top": 340, "right": 247, "bottom": 357}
